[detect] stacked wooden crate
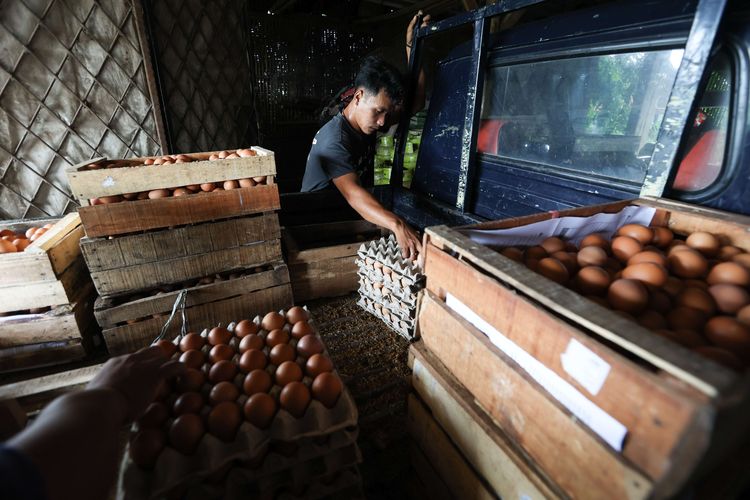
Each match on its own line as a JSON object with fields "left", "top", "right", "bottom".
{"left": 0, "top": 214, "right": 99, "bottom": 372}
{"left": 65, "top": 148, "right": 293, "bottom": 356}
{"left": 411, "top": 198, "right": 750, "bottom": 499}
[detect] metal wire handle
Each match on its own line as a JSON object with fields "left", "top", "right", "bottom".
{"left": 152, "top": 289, "right": 189, "bottom": 344}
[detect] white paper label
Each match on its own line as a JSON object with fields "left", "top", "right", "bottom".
{"left": 101, "top": 176, "right": 115, "bottom": 187}
{"left": 560, "top": 339, "right": 611, "bottom": 396}
{"left": 445, "top": 293, "right": 627, "bottom": 452}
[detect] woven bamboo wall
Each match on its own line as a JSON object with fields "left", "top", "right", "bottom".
{"left": 0, "top": 0, "right": 163, "bottom": 219}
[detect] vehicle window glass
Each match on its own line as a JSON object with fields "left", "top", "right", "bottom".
{"left": 672, "top": 51, "right": 731, "bottom": 192}
{"left": 478, "top": 49, "right": 684, "bottom": 185}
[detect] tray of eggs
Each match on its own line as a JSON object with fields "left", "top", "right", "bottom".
{"left": 494, "top": 224, "right": 750, "bottom": 371}
{"left": 118, "top": 306, "right": 357, "bottom": 499}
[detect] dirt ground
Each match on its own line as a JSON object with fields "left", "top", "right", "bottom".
{"left": 306, "top": 293, "right": 414, "bottom": 499}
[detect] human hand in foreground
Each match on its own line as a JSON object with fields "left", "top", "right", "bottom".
{"left": 393, "top": 219, "right": 422, "bottom": 261}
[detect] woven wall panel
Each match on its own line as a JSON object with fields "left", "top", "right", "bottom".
{"left": 146, "top": 0, "right": 257, "bottom": 153}
{"left": 0, "top": 0, "right": 162, "bottom": 220}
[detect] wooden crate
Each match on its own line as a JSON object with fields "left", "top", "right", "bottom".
{"left": 65, "top": 147, "right": 279, "bottom": 238}
{"left": 420, "top": 197, "right": 750, "bottom": 498}
{"left": 283, "top": 220, "right": 381, "bottom": 302}
{"left": 99, "top": 265, "right": 293, "bottom": 355}
{"left": 409, "top": 343, "right": 563, "bottom": 499}
{"left": 80, "top": 214, "right": 282, "bottom": 298}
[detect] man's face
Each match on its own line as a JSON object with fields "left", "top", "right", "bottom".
{"left": 353, "top": 88, "right": 399, "bottom": 135}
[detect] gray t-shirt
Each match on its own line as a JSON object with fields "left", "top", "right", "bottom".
{"left": 301, "top": 113, "right": 375, "bottom": 192}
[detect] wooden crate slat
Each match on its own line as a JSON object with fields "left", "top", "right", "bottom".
{"left": 289, "top": 255, "right": 359, "bottom": 302}
{"left": 78, "top": 184, "right": 281, "bottom": 238}
{"left": 80, "top": 214, "right": 280, "bottom": 272}
{"left": 407, "top": 394, "right": 497, "bottom": 500}
{"left": 418, "top": 290, "right": 651, "bottom": 499}
{"left": 0, "top": 252, "right": 57, "bottom": 286}
{"left": 0, "top": 363, "right": 103, "bottom": 400}
{"left": 425, "top": 225, "right": 734, "bottom": 397}
{"left": 409, "top": 443, "right": 454, "bottom": 500}
{"left": 410, "top": 344, "right": 564, "bottom": 499}
{"left": 90, "top": 239, "right": 283, "bottom": 298}
{"left": 0, "top": 311, "right": 80, "bottom": 348}
{"left": 423, "top": 243, "right": 710, "bottom": 482}
{"left": 0, "top": 339, "right": 86, "bottom": 373}
{"left": 103, "top": 283, "right": 294, "bottom": 355}
{"left": 66, "top": 152, "right": 276, "bottom": 200}
{"left": 94, "top": 265, "right": 290, "bottom": 328}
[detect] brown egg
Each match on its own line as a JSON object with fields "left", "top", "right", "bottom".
{"left": 638, "top": 310, "right": 668, "bottom": 331}
{"left": 99, "top": 195, "right": 124, "bottom": 204}
{"left": 223, "top": 180, "right": 239, "bottom": 190}
{"left": 173, "top": 392, "right": 204, "bottom": 416}
{"left": 286, "top": 306, "right": 309, "bottom": 324}
{"left": 707, "top": 262, "right": 750, "bottom": 286}
{"left": 666, "top": 306, "right": 708, "bottom": 332}
{"left": 622, "top": 262, "right": 668, "bottom": 287}
{"left": 541, "top": 237, "right": 566, "bottom": 254}
{"left": 575, "top": 266, "right": 610, "bottom": 295}
{"left": 611, "top": 236, "right": 643, "bottom": 262}
{"left": 683, "top": 279, "right": 708, "bottom": 290}
{"left": 154, "top": 339, "right": 178, "bottom": 358}
{"left": 651, "top": 227, "right": 674, "bottom": 248}
{"left": 172, "top": 188, "right": 190, "bottom": 197}
{"left": 262, "top": 312, "right": 285, "bottom": 331}
{"left": 648, "top": 288, "right": 672, "bottom": 313}
{"left": 738, "top": 304, "right": 750, "bottom": 326}
{"left": 238, "top": 178, "right": 256, "bottom": 188}
{"left": 243, "top": 369, "right": 272, "bottom": 395}
{"left": 244, "top": 393, "right": 277, "bottom": 428}
{"left": 265, "top": 328, "right": 290, "bottom": 348}
{"left": 291, "top": 320, "right": 314, "bottom": 340}
{"left": 279, "top": 381, "right": 311, "bottom": 418}
{"left": 693, "top": 346, "right": 743, "bottom": 371}
{"left": 200, "top": 183, "right": 215, "bottom": 192}
{"left": 270, "top": 343, "right": 296, "bottom": 365}
{"left": 607, "top": 279, "right": 648, "bottom": 313}
{"left": 662, "top": 276, "right": 683, "bottom": 298}
{"left": 704, "top": 316, "right": 750, "bottom": 353}
{"left": 207, "top": 401, "right": 242, "bottom": 442}
{"left": 176, "top": 368, "right": 206, "bottom": 393}
{"left": 208, "top": 327, "right": 232, "bottom": 346}
{"left": 732, "top": 253, "right": 750, "bottom": 270}
{"left": 297, "top": 334, "right": 324, "bottom": 358}
{"left": 686, "top": 232, "right": 720, "bottom": 257}
{"left": 311, "top": 372, "right": 343, "bottom": 408}
{"left": 676, "top": 287, "right": 716, "bottom": 316}
{"left": 209, "top": 344, "right": 235, "bottom": 363}
{"left": 617, "top": 224, "right": 653, "bottom": 245}
{"left": 524, "top": 246, "right": 548, "bottom": 261}
{"left": 577, "top": 246, "right": 608, "bottom": 267}
{"left": 235, "top": 319, "right": 259, "bottom": 338}
{"left": 306, "top": 354, "right": 334, "bottom": 378}
{"left": 537, "top": 257, "right": 569, "bottom": 284}
{"left": 668, "top": 248, "right": 708, "bottom": 278}
{"left": 210, "top": 381, "right": 240, "bottom": 405}
{"left": 627, "top": 250, "right": 667, "bottom": 267}
{"left": 179, "top": 349, "right": 205, "bottom": 370}
{"left": 275, "top": 361, "right": 303, "bottom": 386}
{"left": 551, "top": 251, "right": 578, "bottom": 274}
{"left": 718, "top": 246, "right": 743, "bottom": 260}
{"left": 708, "top": 284, "right": 750, "bottom": 314}
{"left": 179, "top": 332, "right": 205, "bottom": 352}
{"left": 209, "top": 360, "right": 237, "bottom": 383}
{"left": 239, "top": 334, "right": 264, "bottom": 353}
{"left": 148, "top": 189, "right": 170, "bottom": 199}
{"left": 138, "top": 402, "right": 169, "bottom": 428}
{"left": 129, "top": 428, "right": 166, "bottom": 468}
{"left": 580, "top": 234, "right": 609, "bottom": 249}
{"left": 500, "top": 247, "right": 524, "bottom": 262}
{"left": 239, "top": 349, "right": 267, "bottom": 373}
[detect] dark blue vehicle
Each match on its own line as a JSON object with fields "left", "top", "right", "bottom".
{"left": 390, "top": 0, "right": 749, "bottom": 229}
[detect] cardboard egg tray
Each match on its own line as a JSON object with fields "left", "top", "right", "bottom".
{"left": 118, "top": 308, "right": 359, "bottom": 499}
{"left": 356, "top": 235, "right": 425, "bottom": 285}
{"left": 357, "top": 296, "right": 417, "bottom": 341}
{"left": 357, "top": 276, "right": 418, "bottom": 314}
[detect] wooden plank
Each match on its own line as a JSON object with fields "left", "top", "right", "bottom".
{"left": 0, "top": 310, "right": 80, "bottom": 348}
{"left": 410, "top": 443, "right": 453, "bottom": 500}
{"left": 103, "top": 283, "right": 294, "bottom": 355}
{"left": 423, "top": 244, "right": 711, "bottom": 483}
{"left": 0, "top": 339, "right": 86, "bottom": 373}
{"left": 408, "top": 395, "right": 498, "bottom": 500}
{"left": 90, "top": 239, "right": 283, "bottom": 297}
{"left": 78, "top": 184, "right": 281, "bottom": 238}
{"left": 418, "top": 290, "right": 651, "bottom": 499}
{"left": 81, "top": 214, "right": 280, "bottom": 272}
{"left": 65, "top": 150, "right": 276, "bottom": 200}
{"left": 94, "top": 265, "right": 290, "bottom": 328}
{"left": 289, "top": 255, "right": 359, "bottom": 302}
{"left": 410, "top": 344, "right": 564, "bottom": 499}
{"left": 426, "top": 226, "right": 735, "bottom": 398}
{"left": 289, "top": 242, "right": 363, "bottom": 263}
{"left": 0, "top": 252, "right": 57, "bottom": 286}
{"left": 284, "top": 220, "right": 380, "bottom": 247}
{"left": 0, "top": 363, "right": 103, "bottom": 400}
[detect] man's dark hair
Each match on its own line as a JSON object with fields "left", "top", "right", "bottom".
{"left": 355, "top": 56, "right": 404, "bottom": 105}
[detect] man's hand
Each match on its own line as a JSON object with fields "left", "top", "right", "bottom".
{"left": 393, "top": 219, "right": 422, "bottom": 261}
{"left": 407, "top": 10, "right": 432, "bottom": 51}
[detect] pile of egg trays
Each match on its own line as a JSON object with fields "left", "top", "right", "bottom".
{"left": 355, "top": 235, "right": 424, "bottom": 341}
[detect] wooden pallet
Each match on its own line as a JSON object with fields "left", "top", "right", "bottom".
{"left": 420, "top": 197, "right": 750, "bottom": 498}
{"left": 409, "top": 343, "right": 563, "bottom": 499}
{"left": 81, "top": 214, "right": 282, "bottom": 298}
{"left": 283, "top": 220, "right": 382, "bottom": 302}
{"left": 100, "top": 265, "right": 293, "bottom": 355}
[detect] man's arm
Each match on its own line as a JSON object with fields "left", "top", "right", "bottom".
{"left": 333, "top": 172, "right": 422, "bottom": 260}
{"left": 406, "top": 12, "right": 431, "bottom": 115}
